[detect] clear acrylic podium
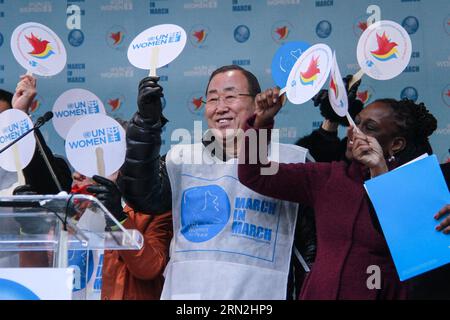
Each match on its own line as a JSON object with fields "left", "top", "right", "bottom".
{"left": 0, "top": 194, "right": 143, "bottom": 269}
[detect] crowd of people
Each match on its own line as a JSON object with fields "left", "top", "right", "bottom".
{"left": 0, "top": 65, "right": 449, "bottom": 300}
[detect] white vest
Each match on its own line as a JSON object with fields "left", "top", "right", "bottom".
{"left": 162, "top": 142, "right": 308, "bottom": 300}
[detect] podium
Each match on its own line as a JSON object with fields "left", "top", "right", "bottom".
{"left": 0, "top": 194, "right": 143, "bottom": 299}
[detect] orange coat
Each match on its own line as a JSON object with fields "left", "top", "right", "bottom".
{"left": 101, "top": 208, "right": 172, "bottom": 300}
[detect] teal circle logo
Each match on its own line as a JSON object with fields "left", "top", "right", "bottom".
{"left": 181, "top": 185, "right": 230, "bottom": 242}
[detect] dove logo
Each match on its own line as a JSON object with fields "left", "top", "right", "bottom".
{"left": 110, "top": 31, "right": 123, "bottom": 46}
{"left": 358, "top": 21, "right": 368, "bottom": 32}
{"left": 353, "top": 15, "right": 371, "bottom": 37}
{"left": 357, "top": 90, "right": 370, "bottom": 104}
{"left": 192, "top": 97, "right": 203, "bottom": 110}
{"left": 181, "top": 185, "right": 231, "bottom": 242}
{"left": 187, "top": 92, "right": 205, "bottom": 115}
{"left": 193, "top": 30, "right": 206, "bottom": 43}
{"left": 330, "top": 75, "right": 339, "bottom": 99}
{"left": 25, "top": 33, "right": 54, "bottom": 59}
{"left": 107, "top": 95, "right": 124, "bottom": 111}
{"left": 274, "top": 26, "right": 289, "bottom": 41}
{"left": 0, "top": 279, "right": 40, "bottom": 300}
{"left": 300, "top": 56, "right": 320, "bottom": 86}
{"left": 357, "top": 85, "right": 375, "bottom": 104}
{"left": 189, "top": 25, "right": 210, "bottom": 48}
{"left": 271, "top": 21, "right": 293, "bottom": 44}
{"left": 106, "top": 26, "right": 127, "bottom": 49}
{"left": 370, "top": 32, "right": 399, "bottom": 62}
{"left": 193, "top": 29, "right": 206, "bottom": 43}
{"left": 108, "top": 98, "right": 121, "bottom": 111}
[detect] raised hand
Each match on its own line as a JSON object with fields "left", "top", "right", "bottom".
{"left": 254, "top": 87, "right": 284, "bottom": 129}
{"left": 137, "top": 76, "right": 164, "bottom": 122}
{"left": 350, "top": 127, "right": 387, "bottom": 176}
{"left": 12, "top": 74, "right": 37, "bottom": 114}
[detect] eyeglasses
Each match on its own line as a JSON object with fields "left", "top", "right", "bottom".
{"left": 203, "top": 93, "right": 254, "bottom": 107}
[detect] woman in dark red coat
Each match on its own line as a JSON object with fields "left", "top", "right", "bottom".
{"left": 238, "top": 88, "right": 448, "bottom": 299}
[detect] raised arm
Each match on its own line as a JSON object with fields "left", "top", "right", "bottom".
{"left": 12, "top": 74, "right": 72, "bottom": 193}
{"left": 238, "top": 87, "right": 331, "bottom": 208}
{"left": 117, "top": 76, "right": 171, "bottom": 214}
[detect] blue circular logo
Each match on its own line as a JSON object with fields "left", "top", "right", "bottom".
{"left": 0, "top": 33, "right": 3, "bottom": 47}
{"left": 0, "top": 279, "right": 40, "bottom": 300}
{"left": 234, "top": 25, "right": 250, "bottom": 43}
{"left": 271, "top": 41, "right": 310, "bottom": 88}
{"left": 402, "top": 16, "right": 419, "bottom": 35}
{"left": 181, "top": 185, "right": 231, "bottom": 242}
{"left": 316, "top": 20, "right": 332, "bottom": 38}
{"left": 401, "top": 87, "right": 419, "bottom": 102}
{"left": 68, "top": 250, "right": 94, "bottom": 292}
{"left": 68, "top": 29, "right": 85, "bottom": 47}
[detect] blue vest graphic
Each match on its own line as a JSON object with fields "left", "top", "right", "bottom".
{"left": 0, "top": 279, "right": 40, "bottom": 300}
{"left": 181, "top": 185, "right": 231, "bottom": 243}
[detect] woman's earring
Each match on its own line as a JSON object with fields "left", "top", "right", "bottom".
{"left": 388, "top": 155, "right": 396, "bottom": 163}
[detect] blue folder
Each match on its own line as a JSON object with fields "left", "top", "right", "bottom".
{"left": 364, "top": 155, "right": 450, "bottom": 281}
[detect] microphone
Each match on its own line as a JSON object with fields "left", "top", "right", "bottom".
{"left": 34, "top": 111, "right": 53, "bottom": 129}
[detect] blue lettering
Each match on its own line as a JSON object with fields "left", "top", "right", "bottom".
{"left": 233, "top": 209, "right": 246, "bottom": 221}
{"left": 235, "top": 197, "right": 246, "bottom": 209}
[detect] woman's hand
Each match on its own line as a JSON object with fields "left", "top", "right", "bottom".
{"left": 350, "top": 127, "right": 388, "bottom": 176}
{"left": 435, "top": 204, "right": 450, "bottom": 234}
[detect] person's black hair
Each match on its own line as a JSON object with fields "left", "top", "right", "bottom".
{"left": 376, "top": 98, "right": 437, "bottom": 165}
{"left": 0, "top": 89, "right": 13, "bottom": 106}
{"left": 205, "top": 65, "right": 261, "bottom": 97}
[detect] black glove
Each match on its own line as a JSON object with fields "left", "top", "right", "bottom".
{"left": 86, "top": 175, "right": 127, "bottom": 222}
{"left": 137, "top": 76, "right": 164, "bottom": 122}
{"left": 13, "top": 185, "right": 52, "bottom": 234}
{"left": 312, "top": 75, "right": 363, "bottom": 126}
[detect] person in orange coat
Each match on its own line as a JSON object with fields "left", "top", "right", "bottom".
{"left": 101, "top": 207, "right": 172, "bottom": 300}
{"left": 73, "top": 172, "right": 173, "bottom": 300}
